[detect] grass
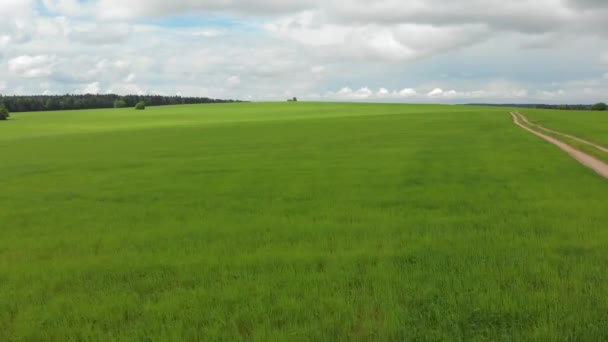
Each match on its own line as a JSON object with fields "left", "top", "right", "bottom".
{"left": 1, "top": 102, "right": 608, "bottom": 340}
{"left": 521, "top": 108, "right": 608, "bottom": 146}
{"left": 513, "top": 112, "right": 608, "bottom": 164}
{"left": 517, "top": 110, "right": 608, "bottom": 164}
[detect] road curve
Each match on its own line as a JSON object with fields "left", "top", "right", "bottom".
{"left": 516, "top": 112, "right": 608, "bottom": 154}
{"left": 510, "top": 112, "right": 608, "bottom": 179}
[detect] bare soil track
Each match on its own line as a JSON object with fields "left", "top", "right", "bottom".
{"left": 510, "top": 112, "right": 608, "bottom": 179}
{"left": 516, "top": 112, "right": 608, "bottom": 153}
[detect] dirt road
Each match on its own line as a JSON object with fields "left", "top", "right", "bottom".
{"left": 510, "top": 112, "right": 608, "bottom": 179}
{"left": 516, "top": 112, "right": 608, "bottom": 153}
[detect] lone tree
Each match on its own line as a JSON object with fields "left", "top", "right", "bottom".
{"left": 135, "top": 101, "right": 146, "bottom": 110}
{"left": 114, "top": 99, "right": 127, "bottom": 108}
{"left": 591, "top": 102, "right": 607, "bottom": 111}
{"left": 0, "top": 104, "right": 9, "bottom": 120}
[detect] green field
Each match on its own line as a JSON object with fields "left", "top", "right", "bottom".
{"left": 2, "top": 103, "right": 608, "bottom": 340}
{"left": 522, "top": 108, "right": 608, "bottom": 146}
{"left": 518, "top": 109, "right": 608, "bottom": 164}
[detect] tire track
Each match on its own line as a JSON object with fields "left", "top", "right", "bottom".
{"left": 510, "top": 112, "right": 608, "bottom": 179}
{"left": 516, "top": 112, "right": 608, "bottom": 153}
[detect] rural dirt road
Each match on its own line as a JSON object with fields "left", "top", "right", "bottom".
{"left": 516, "top": 112, "right": 608, "bottom": 153}
{"left": 510, "top": 112, "right": 608, "bottom": 179}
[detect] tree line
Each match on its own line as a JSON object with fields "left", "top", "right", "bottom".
{"left": 0, "top": 94, "right": 242, "bottom": 113}
{"left": 467, "top": 103, "right": 607, "bottom": 111}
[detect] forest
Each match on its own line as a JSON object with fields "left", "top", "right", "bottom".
{"left": 468, "top": 103, "right": 607, "bottom": 111}
{"left": 0, "top": 94, "right": 241, "bottom": 113}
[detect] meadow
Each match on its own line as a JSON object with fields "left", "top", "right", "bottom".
{"left": 519, "top": 109, "right": 608, "bottom": 164}
{"left": 1, "top": 103, "right": 608, "bottom": 341}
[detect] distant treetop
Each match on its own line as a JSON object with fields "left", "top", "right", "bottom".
{"left": 0, "top": 94, "right": 243, "bottom": 113}
{"left": 467, "top": 103, "right": 606, "bottom": 111}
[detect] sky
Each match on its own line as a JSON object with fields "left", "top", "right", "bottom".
{"left": 1, "top": 0, "right": 608, "bottom": 103}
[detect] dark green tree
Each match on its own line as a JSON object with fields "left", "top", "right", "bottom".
{"left": 0, "top": 104, "right": 9, "bottom": 120}
{"left": 45, "top": 98, "right": 60, "bottom": 111}
{"left": 135, "top": 101, "right": 146, "bottom": 110}
{"left": 114, "top": 99, "right": 127, "bottom": 108}
{"left": 591, "top": 102, "right": 607, "bottom": 111}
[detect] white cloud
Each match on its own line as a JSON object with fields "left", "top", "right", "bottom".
{"left": 337, "top": 87, "right": 353, "bottom": 95}
{"left": 330, "top": 86, "right": 421, "bottom": 100}
{"left": 84, "top": 0, "right": 608, "bottom": 40}
{"left": 226, "top": 75, "right": 241, "bottom": 88}
{"left": 519, "top": 33, "right": 560, "bottom": 49}
{"left": 538, "top": 89, "right": 565, "bottom": 99}
{"left": 0, "top": 35, "right": 10, "bottom": 48}
{"left": 124, "top": 73, "right": 136, "bottom": 82}
{"left": 377, "top": 88, "right": 390, "bottom": 97}
{"left": 8, "top": 55, "right": 56, "bottom": 78}
{"left": 95, "top": 0, "right": 314, "bottom": 20}
{"left": 78, "top": 81, "right": 101, "bottom": 94}
{"left": 399, "top": 88, "right": 418, "bottom": 97}
{"left": 267, "top": 12, "right": 489, "bottom": 62}
{"left": 428, "top": 88, "right": 444, "bottom": 97}
{"left": 42, "top": 0, "right": 87, "bottom": 16}
{"left": 311, "top": 65, "right": 325, "bottom": 75}
{"left": 369, "top": 87, "right": 419, "bottom": 99}
{"left": 1, "top": 0, "right": 608, "bottom": 102}
{"left": 106, "top": 82, "right": 145, "bottom": 95}
{"left": 353, "top": 87, "right": 373, "bottom": 99}
{"left": 601, "top": 51, "right": 608, "bottom": 65}
{"left": 193, "top": 30, "right": 224, "bottom": 38}
{"left": 314, "top": 83, "right": 543, "bottom": 103}
{"left": 69, "top": 23, "right": 131, "bottom": 45}
{"left": 330, "top": 86, "right": 374, "bottom": 100}
{"left": 0, "top": 0, "right": 33, "bottom": 17}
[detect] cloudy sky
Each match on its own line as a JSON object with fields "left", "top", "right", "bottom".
{"left": 1, "top": 0, "right": 608, "bottom": 103}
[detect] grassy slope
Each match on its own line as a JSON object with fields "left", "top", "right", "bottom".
{"left": 1, "top": 103, "right": 608, "bottom": 341}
